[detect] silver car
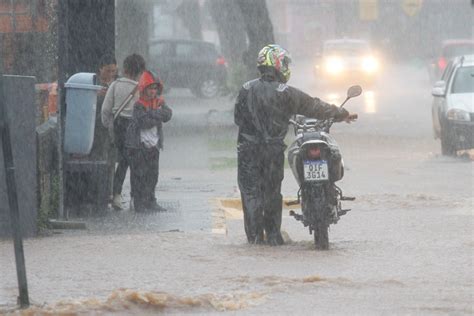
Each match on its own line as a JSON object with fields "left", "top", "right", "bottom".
{"left": 431, "top": 55, "right": 474, "bottom": 156}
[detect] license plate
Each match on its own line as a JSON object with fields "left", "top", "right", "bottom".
{"left": 303, "top": 160, "right": 329, "bottom": 181}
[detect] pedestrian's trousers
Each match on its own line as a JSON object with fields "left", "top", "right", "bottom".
{"left": 128, "top": 146, "right": 159, "bottom": 208}
{"left": 113, "top": 117, "right": 131, "bottom": 196}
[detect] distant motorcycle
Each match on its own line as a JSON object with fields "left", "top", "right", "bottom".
{"left": 286, "top": 85, "right": 362, "bottom": 249}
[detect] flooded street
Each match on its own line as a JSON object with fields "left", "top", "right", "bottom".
{"left": 1, "top": 61, "right": 473, "bottom": 315}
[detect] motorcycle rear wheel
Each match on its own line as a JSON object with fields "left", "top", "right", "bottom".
{"left": 314, "top": 221, "right": 329, "bottom": 250}
{"left": 302, "top": 185, "right": 331, "bottom": 250}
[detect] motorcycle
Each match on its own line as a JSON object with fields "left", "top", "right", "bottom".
{"left": 286, "top": 85, "right": 362, "bottom": 249}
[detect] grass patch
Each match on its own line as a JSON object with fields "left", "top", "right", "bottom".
{"left": 207, "top": 138, "right": 237, "bottom": 151}
{"left": 209, "top": 156, "right": 290, "bottom": 170}
{"left": 209, "top": 157, "right": 237, "bottom": 170}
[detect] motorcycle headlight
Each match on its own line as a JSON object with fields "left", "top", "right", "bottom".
{"left": 447, "top": 108, "right": 470, "bottom": 121}
{"left": 325, "top": 57, "right": 344, "bottom": 75}
{"left": 362, "top": 56, "right": 378, "bottom": 73}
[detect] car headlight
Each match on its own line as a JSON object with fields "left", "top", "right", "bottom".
{"left": 362, "top": 56, "right": 378, "bottom": 73}
{"left": 324, "top": 57, "right": 344, "bottom": 74}
{"left": 447, "top": 108, "right": 470, "bottom": 121}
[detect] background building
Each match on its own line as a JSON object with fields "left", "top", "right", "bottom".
{"left": 269, "top": 0, "right": 473, "bottom": 61}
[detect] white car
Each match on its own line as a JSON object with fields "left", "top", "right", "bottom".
{"left": 431, "top": 55, "right": 474, "bottom": 155}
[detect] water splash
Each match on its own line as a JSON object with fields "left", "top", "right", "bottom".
{"left": 7, "top": 288, "right": 267, "bottom": 315}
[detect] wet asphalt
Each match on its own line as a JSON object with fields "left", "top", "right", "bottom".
{"left": 0, "top": 60, "right": 472, "bottom": 315}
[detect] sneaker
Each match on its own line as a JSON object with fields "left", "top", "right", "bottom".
{"left": 112, "top": 194, "right": 123, "bottom": 210}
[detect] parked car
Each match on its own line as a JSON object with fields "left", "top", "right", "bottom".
{"left": 314, "top": 38, "right": 379, "bottom": 86}
{"left": 431, "top": 54, "right": 474, "bottom": 156}
{"left": 149, "top": 39, "right": 228, "bottom": 98}
{"left": 428, "top": 39, "right": 474, "bottom": 83}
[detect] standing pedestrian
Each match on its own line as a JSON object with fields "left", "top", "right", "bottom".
{"left": 234, "top": 44, "right": 357, "bottom": 245}
{"left": 125, "top": 70, "right": 172, "bottom": 212}
{"left": 101, "top": 54, "right": 146, "bottom": 210}
{"left": 90, "top": 53, "right": 117, "bottom": 161}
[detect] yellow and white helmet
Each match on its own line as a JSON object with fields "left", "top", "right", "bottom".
{"left": 257, "top": 44, "right": 292, "bottom": 82}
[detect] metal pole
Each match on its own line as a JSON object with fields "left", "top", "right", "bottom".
{"left": 57, "top": 0, "right": 69, "bottom": 220}
{"left": 0, "top": 76, "right": 30, "bottom": 308}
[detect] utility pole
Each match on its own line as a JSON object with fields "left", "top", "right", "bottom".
{"left": 0, "top": 76, "right": 30, "bottom": 308}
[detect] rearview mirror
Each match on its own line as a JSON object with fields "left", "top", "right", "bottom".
{"left": 431, "top": 87, "right": 446, "bottom": 97}
{"left": 431, "top": 80, "right": 446, "bottom": 97}
{"left": 347, "top": 85, "right": 362, "bottom": 98}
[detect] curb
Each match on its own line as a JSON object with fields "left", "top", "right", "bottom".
{"left": 210, "top": 198, "right": 300, "bottom": 235}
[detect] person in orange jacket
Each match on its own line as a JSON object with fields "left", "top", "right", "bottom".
{"left": 125, "top": 70, "right": 172, "bottom": 212}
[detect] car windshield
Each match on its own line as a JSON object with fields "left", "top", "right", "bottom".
{"left": 451, "top": 66, "right": 474, "bottom": 93}
{"left": 324, "top": 42, "right": 370, "bottom": 56}
{"left": 444, "top": 44, "right": 474, "bottom": 58}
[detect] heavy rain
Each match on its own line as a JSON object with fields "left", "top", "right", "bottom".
{"left": 0, "top": 0, "right": 473, "bottom": 315}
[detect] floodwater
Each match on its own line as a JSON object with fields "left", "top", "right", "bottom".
{"left": 1, "top": 60, "right": 472, "bottom": 315}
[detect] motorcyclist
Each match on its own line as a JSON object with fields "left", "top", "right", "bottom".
{"left": 234, "top": 44, "right": 357, "bottom": 246}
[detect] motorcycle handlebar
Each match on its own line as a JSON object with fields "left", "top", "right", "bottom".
{"left": 289, "top": 117, "right": 334, "bottom": 134}
{"left": 289, "top": 113, "right": 357, "bottom": 134}
{"left": 288, "top": 119, "right": 299, "bottom": 127}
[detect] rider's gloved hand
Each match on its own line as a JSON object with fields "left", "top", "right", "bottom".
{"left": 345, "top": 113, "right": 358, "bottom": 123}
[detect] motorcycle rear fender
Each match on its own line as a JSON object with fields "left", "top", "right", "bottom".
{"left": 300, "top": 140, "right": 330, "bottom": 157}
{"left": 300, "top": 140, "right": 329, "bottom": 149}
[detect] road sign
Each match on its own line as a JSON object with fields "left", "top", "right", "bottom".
{"left": 402, "top": 0, "right": 423, "bottom": 16}
{"left": 359, "top": 0, "right": 378, "bottom": 21}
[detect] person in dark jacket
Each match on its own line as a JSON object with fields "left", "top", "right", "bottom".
{"left": 125, "top": 70, "right": 172, "bottom": 212}
{"left": 234, "top": 44, "right": 357, "bottom": 246}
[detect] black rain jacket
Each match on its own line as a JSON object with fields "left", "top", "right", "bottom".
{"left": 234, "top": 73, "right": 348, "bottom": 148}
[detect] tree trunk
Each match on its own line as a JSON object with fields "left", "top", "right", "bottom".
{"left": 115, "top": 0, "right": 151, "bottom": 66}
{"left": 207, "top": 0, "right": 246, "bottom": 65}
{"left": 208, "top": 0, "right": 274, "bottom": 82}
{"left": 236, "top": 0, "right": 275, "bottom": 79}
{"left": 176, "top": 0, "right": 203, "bottom": 40}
